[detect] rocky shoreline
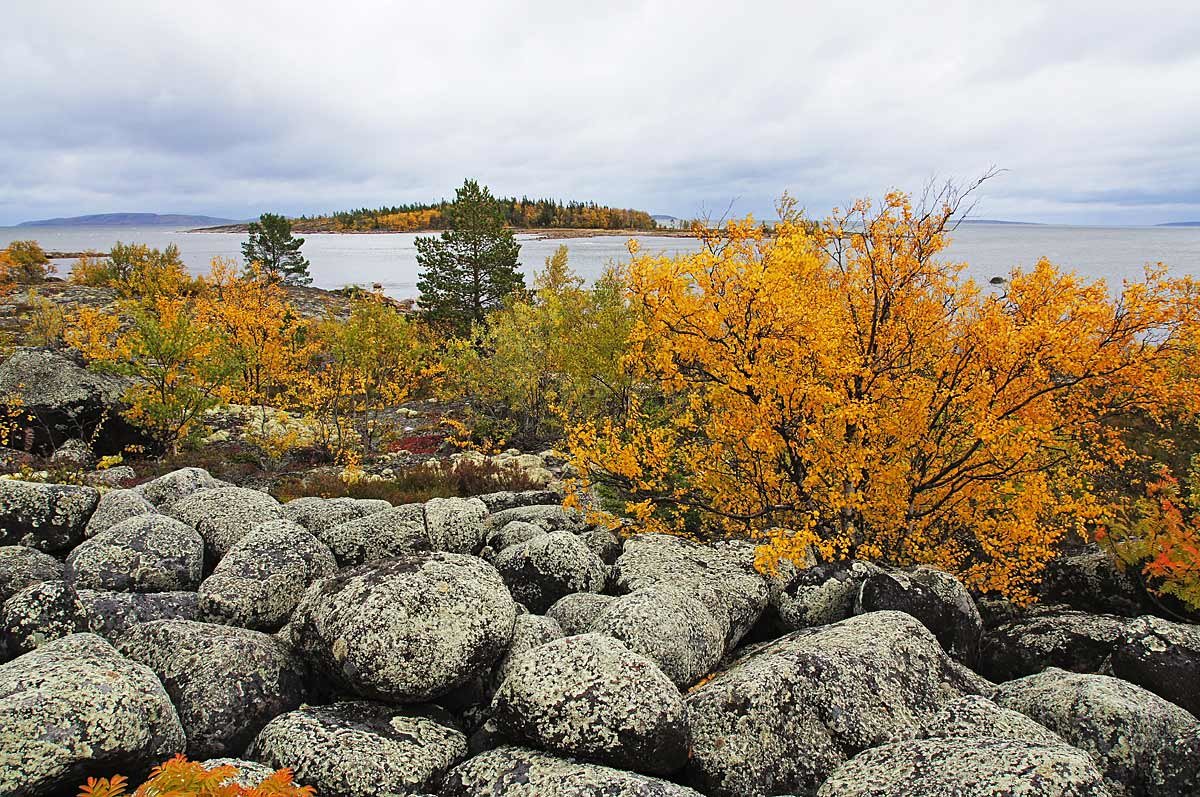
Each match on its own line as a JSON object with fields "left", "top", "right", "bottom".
{"left": 2, "top": 463, "right": 1199, "bottom": 796}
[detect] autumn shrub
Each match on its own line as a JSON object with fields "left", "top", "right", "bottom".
{"left": 22, "top": 288, "right": 67, "bottom": 347}
{"left": 566, "top": 186, "right": 1200, "bottom": 602}
{"left": 70, "top": 242, "right": 195, "bottom": 298}
{"left": 440, "top": 245, "right": 636, "bottom": 447}
{"left": 0, "top": 240, "right": 55, "bottom": 284}
{"left": 273, "top": 457, "right": 544, "bottom": 504}
{"left": 78, "top": 753, "right": 312, "bottom": 797}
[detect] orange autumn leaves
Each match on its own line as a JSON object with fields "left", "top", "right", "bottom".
{"left": 566, "top": 190, "right": 1200, "bottom": 602}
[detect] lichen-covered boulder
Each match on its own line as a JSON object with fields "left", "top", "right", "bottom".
{"left": 0, "top": 633, "right": 185, "bottom": 797}
{"left": 285, "top": 552, "right": 516, "bottom": 702}
{"left": 685, "top": 611, "right": 981, "bottom": 797}
{"left": 491, "top": 633, "right": 690, "bottom": 775}
{"left": 1039, "top": 545, "right": 1149, "bottom": 617}
{"left": 198, "top": 758, "right": 278, "bottom": 789}
{"left": 919, "top": 694, "right": 1067, "bottom": 746}
{"left": 773, "top": 560, "right": 884, "bottom": 630}
{"left": 248, "top": 701, "right": 468, "bottom": 797}
{"left": 0, "top": 579, "right": 84, "bottom": 658}
{"left": 486, "top": 504, "right": 583, "bottom": 532}
{"left": 492, "top": 613, "right": 565, "bottom": 689}
{"left": 546, "top": 592, "right": 616, "bottom": 635}
{"left": 0, "top": 478, "right": 99, "bottom": 552}
{"left": 475, "top": 490, "right": 562, "bottom": 513}
{"left": 425, "top": 497, "right": 488, "bottom": 554}
{"left": 282, "top": 496, "right": 369, "bottom": 533}
{"left": 198, "top": 520, "right": 336, "bottom": 631}
{"left": 318, "top": 504, "right": 429, "bottom": 567}
{"left": 978, "top": 609, "right": 1127, "bottom": 681}
{"left": 815, "top": 736, "right": 1111, "bottom": 797}
{"left": 613, "top": 533, "right": 771, "bottom": 647}
{"left": 856, "top": 566, "right": 984, "bottom": 664}
{"left": 995, "top": 668, "right": 1200, "bottom": 797}
{"left": 580, "top": 527, "right": 622, "bottom": 565}
{"left": 588, "top": 584, "right": 726, "bottom": 688}
{"left": 84, "top": 488, "right": 157, "bottom": 538}
{"left": 76, "top": 589, "right": 199, "bottom": 641}
{"left": 483, "top": 520, "right": 546, "bottom": 555}
{"left": 50, "top": 438, "right": 96, "bottom": 470}
{"left": 133, "top": 466, "right": 222, "bottom": 510}
{"left": 168, "top": 486, "right": 284, "bottom": 559}
{"left": 66, "top": 515, "right": 205, "bottom": 593}
{"left": 494, "top": 531, "right": 607, "bottom": 614}
{"left": 443, "top": 746, "right": 705, "bottom": 797}
{"left": 0, "top": 544, "right": 64, "bottom": 603}
{"left": 117, "top": 618, "right": 308, "bottom": 758}
{"left": 1110, "top": 615, "right": 1200, "bottom": 718}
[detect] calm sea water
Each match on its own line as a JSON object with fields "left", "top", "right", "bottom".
{"left": 2, "top": 223, "right": 1198, "bottom": 299}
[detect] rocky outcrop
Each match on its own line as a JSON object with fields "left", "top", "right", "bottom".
{"left": 0, "top": 633, "right": 184, "bottom": 797}
{"left": 493, "top": 531, "right": 608, "bottom": 613}
{"left": 168, "top": 486, "right": 284, "bottom": 559}
{"left": 919, "top": 694, "right": 1067, "bottom": 746}
{"left": 0, "top": 479, "right": 98, "bottom": 552}
{"left": 318, "top": 504, "right": 429, "bottom": 566}
{"left": 0, "top": 545, "right": 64, "bottom": 603}
{"left": 198, "top": 520, "right": 336, "bottom": 630}
{"left": 282, "top": 496, "right": 373, "bottom": 533}
{"left": 491, "top": 634, "right": 690, "bottom": 775}
{"left": 65, "top": 515, "right": 205, "bottom": 593}
{"left": 285, "top": 552, "right": 516, "bottom": 702}
{"left": 117, "top": 618, "right": 308, "bottom": 758}
{"left": 978, "top": 608, "right": 1128, "bottom": 681}
{"left": 685, "top": 611, "right": 980, "bottom": 797}
{"left": 486, "top": 504, "right": 583, "bottom": 532}
{"left": 248, "top": 701, "right": 467, "bottom": 797}
{"left": 441, "top": 745, "right": 706, "bottom": 797}
{"left": 816, "top": 736, "right": 1111, "bottom": 796}
{"left": 995, "top": 668, "right": 1200, "bottom": 797}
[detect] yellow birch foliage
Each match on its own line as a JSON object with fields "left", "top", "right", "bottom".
{"left": 567, "top": 189, "right": 1200, "bottom": 600}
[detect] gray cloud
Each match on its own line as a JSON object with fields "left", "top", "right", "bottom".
{"left": 2, "top": 0, "right": 1199, "bottom": 225}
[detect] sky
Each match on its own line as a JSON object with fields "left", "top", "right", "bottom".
{"left": 2, "top": 1, "right": 1199, "bottom": 227}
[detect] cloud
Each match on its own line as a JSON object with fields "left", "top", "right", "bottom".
{"left": 2, "top": 0, "right": 1198, "bottom": 225}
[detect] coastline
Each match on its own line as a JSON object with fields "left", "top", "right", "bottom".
{"left": 187, "top": 224, "right": 698, "bottom": 240}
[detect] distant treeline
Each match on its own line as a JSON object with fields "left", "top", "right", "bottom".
{"left": 297, "top": 197, "right": 658, "bottom": 232}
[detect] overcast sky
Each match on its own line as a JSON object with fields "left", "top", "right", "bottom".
{"left": 2, "top": 1, "right": 1198, "bottom": 226}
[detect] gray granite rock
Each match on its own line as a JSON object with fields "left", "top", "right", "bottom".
{"left": 979, "top": 608, "right": 1127, "bottom": 681}
{"left": 0, "top": 478, "right": 98, "bottom": 552}
{"left": 282, "top": 496, "right": 369, "bottom": 533}
{"left": 248, "top": 701, "right": 467, "bottom": 797}
{"left": 425, "top": 497, "right": 489, "bottom": 554}
{"left": 117, "top": 618, "right": 308, "bottom": 758}
{"left": 76, "top": 589, "right": 199, "bottom": 641}
{"left": 856, "top": 566, "right": 984, "bottom": 664}
{"left": 198, "top": 758, "right": 279, "bottom": 789}
{"left": 168, "top": 486, "right": 284, "bottom": 559}
{"left": 284, "top": 552, "right": 516, "bottom": 702}
{"left": 84, "top": 488, "right": 156, "bottom": 538}
{"left": 486, "top": 504, "right": 583, "bottom": 532}
{"left": 1110, "top": 615, "right": 1200, "bottom": 718}
{"left": 1, "top": 579, "right": 84, "bottom": 658}
{"left": 546, "top": 592, "right": 616, "bottom": 636}
{"left": 0, "top": 544, "right": 64, "bottom": 603}
{"left": 494, "top": 531, "right": 607, "bottom": 614}
{"left": 773, "top": 560, "right": 884, "bottom": 630}
{"left": 66, "top": 514, "right": 205, "bottom": 592}
{"left": 0, "top": 633, "right": 185, "bottom": 797}
{"left": 492, "top": 613, "right": 565, "bottom": 690}
{"left": 133, "top": 466, "right": 221, "bottom": 510}
{"left": 919, "top": 694, "right": 1067, "bottom": 746}
{"left": 318, "top": 504, "right": 429, "bottom": 567}
{"left": 198, "top": 519, "right": 336, "bottom": 630}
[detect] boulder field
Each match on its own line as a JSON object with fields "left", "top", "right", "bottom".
{"left": 2, "top": 469, "right": 1200, "bottom": 797}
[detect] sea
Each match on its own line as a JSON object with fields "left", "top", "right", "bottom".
{"left": 2, "top": 223, "right": 1198, "bottom": 300}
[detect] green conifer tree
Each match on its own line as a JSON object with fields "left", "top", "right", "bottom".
{"left": 242, "top": 213, "right": 311, "bottom": 285}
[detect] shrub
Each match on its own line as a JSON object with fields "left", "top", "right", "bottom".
{"left": 70, "top": 242, "right": 194, "bottom": 299}
{"left": 0, "top": 240, "right": 54, "bottom": 283}
{"left": 78, "top": 753, "right": 313, "bottom": 796}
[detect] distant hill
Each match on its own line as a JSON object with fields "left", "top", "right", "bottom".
{"left": 17, "top": 213, "right": 242, "bottom": 228}
{"left": 1157, "top": 221, "right": 1200, "bottom": 227}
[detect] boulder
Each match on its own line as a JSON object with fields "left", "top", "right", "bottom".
{"left": 612, "top": 533, "right": 770, "bottom": 647}
{"left": 546, "top": 592, "right": 616, "bottom": 635}
{"left": 995, "top": 668, "right": 1200, "bottom": 797}
{"left": 588, "top": 584, "right": 727, "bottom": 688}
{"left": 83, "top": 465, "right": 137, "bottom": 489}
{"left": 1110, "top": 615, "right": 1200, "bottom": 718}
{"left": 1, "top": 579, "right": 85, "bottom": 658}
{"left": 50, "top": 438, "right": 97, "bottom": 470}
{"left": 978, "top": 608, "right": 1127, "bottom": 681}
{"left": 0, "top": 545, "right": 64, "bottom": 603}
{"left": 168, "top": 486, "right": 284, "bottom": 559}
{"left": 486, "top": 503, "right": 583, "bottom": 532}
{"left": 1039, "top": 545, "right": 1149, "bottom": 617}
{"left": 579, "top": 527, "right": 622, "bottom": 564}
{"left": 815, "top": 736, "right": 1111, "bottom": 797}
{"left": 318, "top": 504, "right": 429, "bottom": 567}
{"left": 117, "top": 618, "right": 308, "bottom": 758}
{"left": 919, "top": 694, "right": 1067, "bottom": 746}
{"left": 0, "top": 346, "right": 143, "bottom": 454}
{"left": 198, "top": 758, "right": 278, "bottom": 789}
{"left": 685, "top": 611, "right": 982, "bottom": 797}
{"left": 285, "top": 552, "right": 516, "bottom": 702}
{"left": 773, "top": 560, "right": 884, "bottom": 630}
{"left": 198, "top": 520, "right": 336, "bottom": 631}
{"left": 442, "top": 746, "right": 706, "bottom": 797}
{"left": 133, "top": 467, "right": 221, "bottom": 510}
{"left": 84, "top": 488, "right": 156, "bottom": 538}
{"left": 248, "top": 701, "right": 468, "bottom": 797}
{"left": 491, "top": 633, "right": 690, "bottom": 775}
{"left": 494, "top": 531, "right": 607, "bottom": 613}
{"left": 856, "top": 566, "right": 983, "bottom": 664}
{"left": 0, "top": 633, "right": 185, "bottom": 797}
{"left": 491, "top": 613, "right": 565, "bottom": 689}
{"left": 282, "top": 496, "right": 369, "bottom": 533}
{"left": 0, "top": 478, "right": 99, "bottom": 552}
{"left": 65, "top": 514, "right": 205, "bottom": 593}
{"left": 474, "top": 489, "right": 562, "bottom": 513}
{"left": 76, "top": 589, "right": 199, "bottom": 641}
{"left": 484, "top": 520, "right": 546, "bottom": 554}
{"left": 424, "top": 497, "right": 488, "bottom": 554}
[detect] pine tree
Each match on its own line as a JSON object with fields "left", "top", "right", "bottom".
{"left": 415, "top": 179, "right": 526, "bottom": 333}
{"left": 242, "top": 213, "right": 311, "bottom": 285}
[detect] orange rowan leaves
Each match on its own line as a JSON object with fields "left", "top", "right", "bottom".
{"left": 77, "top": 754, "right": 313, "bottom": 797}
